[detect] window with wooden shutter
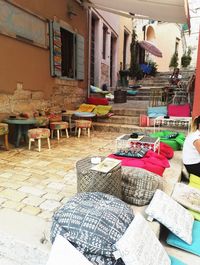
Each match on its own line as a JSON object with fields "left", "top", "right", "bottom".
{"left": 49, "top": 21, "right": 84, "bottom": 80}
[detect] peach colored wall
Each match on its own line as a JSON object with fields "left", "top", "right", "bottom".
{"left": 153, "top": 23, "right": 183, "bottom": 72}
{"left": 0, "top": 0, "right": 88, "bottom": 97}
{"left": 118, "top": 17, "right": 132, "bottom": 71}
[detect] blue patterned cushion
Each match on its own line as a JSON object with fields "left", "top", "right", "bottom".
{"left": 51, "top": 192, "right": 134, "bottom": 265}
{"left": 114, "top": 148, "right": 148, "bottom": 158}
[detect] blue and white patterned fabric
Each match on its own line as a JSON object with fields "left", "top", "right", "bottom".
{"left": 51, "top": 192, "right": 134, "bottom": 265}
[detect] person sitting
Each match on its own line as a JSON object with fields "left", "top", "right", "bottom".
{"left": 169, "top": 68, "right": 182, "bottom": 87}
{"left": 182, "top": 116, "right": 200, "bottom": 177}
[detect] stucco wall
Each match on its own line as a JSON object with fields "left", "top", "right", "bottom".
{"left": 0, "top": 0, "right": 88, "bottom": 114}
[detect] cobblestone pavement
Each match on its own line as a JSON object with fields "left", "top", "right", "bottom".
{"left": 0, "top": 131, "right": 121, "bottom": 221}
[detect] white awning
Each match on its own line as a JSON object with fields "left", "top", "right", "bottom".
{"left": 87, "top": 0, "right": 189, "bottom": 24}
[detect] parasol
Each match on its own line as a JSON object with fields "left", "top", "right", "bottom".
{"left": 139, "top": 41, "right": 163, "bottom": 58}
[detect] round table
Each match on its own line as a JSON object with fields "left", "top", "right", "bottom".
{"left": 74, "top": 112, "right": 96, "bottom": 119}
{"left": 5, "top": 118, "right": 36, "bottom": 147}
{"left": 76, "top": 156, "right": 122, "bottom": 199}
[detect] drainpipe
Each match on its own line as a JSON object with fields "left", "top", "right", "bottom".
{"left": 87, "top": 8, "right": 91, "bottom": 97}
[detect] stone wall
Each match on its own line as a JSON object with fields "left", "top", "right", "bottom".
{"left": 101, "top": 63, "right": 109, "bottom": 88}
{"left": 0, "top": 79, "right": 87, "bottom": 121}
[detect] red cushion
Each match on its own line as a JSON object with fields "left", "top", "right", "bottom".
{"left": 87, "top": 97, "right": 109, "bottom": 106}
{"left": 167, "top": 104, "right": 190, "bottom": 117}
{"left": 159, "top": 142, "right": 174, "bottom": 159}
{"left": 108, "top": 150, "right": 170, "bottom": 176}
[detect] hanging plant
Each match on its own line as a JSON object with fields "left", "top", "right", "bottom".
{"left": 169, "top": 52, "right": 178, "bottom": 68}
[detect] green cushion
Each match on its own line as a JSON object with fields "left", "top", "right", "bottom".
{"left": 189, "top": 210, "right": 200, "bottom": 221}
{"left": 189, "top": 174, "right": 200, "bottom": 190}
{"left": 149, "top": 130, "right": 185, "bottom": 151}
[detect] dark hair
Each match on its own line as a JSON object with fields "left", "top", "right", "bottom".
{"left": 193, "top": 116, "right": 200, "bottom": 131}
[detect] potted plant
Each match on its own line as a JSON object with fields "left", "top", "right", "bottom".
{"left": 181, "top": 48, "right": 192, "bottom": 68}
{"left": 169, "top": 52, "right": 179, "bottom": 69}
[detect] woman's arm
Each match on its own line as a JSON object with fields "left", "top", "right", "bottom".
{"left": 193, "top": 139, "right": 200, "bottom": 153}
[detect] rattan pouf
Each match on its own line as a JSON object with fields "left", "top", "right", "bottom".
{"left": 76, "top": 157, "right": 122, "bottom": 199}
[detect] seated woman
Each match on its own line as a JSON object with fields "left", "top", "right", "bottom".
{"left": 182, "top": 116, "right": 200, "bottom": 177}
{"left": 169, "top": 68, "right": 182, "bottom": 87}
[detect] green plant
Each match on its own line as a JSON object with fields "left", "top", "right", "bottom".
{"left": 129, "top": 29, "right": 143, "bottom": 80}
{"left": 181, "top": 48, "right": 192, "bottom": 68}
{"left": 169, "top": 52, "right": 178, "bottom": 68}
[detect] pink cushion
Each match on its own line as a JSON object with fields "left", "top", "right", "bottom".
{"left": 108, "top": 150, "right": 170, "bottom": 176}
{"left": 167, "top": 104, "right": 190, "bottom": 117}
{"left": 87, "top": 97, "right": 109, "bottom": 106}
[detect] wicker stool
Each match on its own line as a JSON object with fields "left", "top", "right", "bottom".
{"left": 0, "top": 123, "right": 9, "bottom": 150}
{"left": 28, "top": 128, "right": 50, "bottom": 152}
{"left": 76, "top": 157, "right": 122, "bottom": 199}
{"left": 75, "top": 120, "right": 92, "bottom": 138}
{"left": 50, "top": 121, "right": 69, "bottom": 140}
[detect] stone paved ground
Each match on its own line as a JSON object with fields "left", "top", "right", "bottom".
{"left": 0, "top": 131, "right": 120, "bottom": 222}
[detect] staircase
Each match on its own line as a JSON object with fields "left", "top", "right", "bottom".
{"left": 93, "top": 70, "right": 194, "bottom": 134}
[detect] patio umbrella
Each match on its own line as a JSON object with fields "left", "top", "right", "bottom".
{"left": 139, "top": 41, "right": 163, "bottom": 58}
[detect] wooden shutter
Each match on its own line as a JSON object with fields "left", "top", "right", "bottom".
{"left": 76, "top": 34, "right": 85, "bottom": 80}
{"left": 49, "top": 21, "right": 62, "bottom": 77}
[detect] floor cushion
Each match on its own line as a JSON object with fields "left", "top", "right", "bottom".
{"left": 77, "top": 104, "right": 96, "bottom": 112}
{"left": 169, "top": 256, "right": 187, "bottom": 265}
{"left": 167, "top": 220, "right": 200, "bottom": 256}
{"left": 147, "top": 106, "right": 167, "bottom": 118}
{"left": 109, "top": 150, "right": 170, "bottom": 176}
{"left": 145, "top": 189, "right": 194, "bottom": 245}
{"left": 127, "top": 90, "right": 138, "bottom": 96}
{"left": 150, "top": 131, "right": 185, "bottom": 151}
{"left": 167, "top": 104, "right": 190, "bottom": 117}
{"left": 51, "top": 192, "right": 134, "bottom": 265}
{"left": 87, "top": 97, "right": 109, "bottom": 105}
{"left": 159, "top": 142, "right": 174, "bottom": 159}
{"left": 122, "top": 166, "right": 163, "bottom": 206}
{"left": 92, "top": 105, "right": 112, "bottom": 117}
{"left": 189, "top": 174, "right": 200, "bottom": 190}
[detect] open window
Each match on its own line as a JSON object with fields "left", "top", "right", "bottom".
{"left": 49, "top": 21, "right": 84, "bottom": 80}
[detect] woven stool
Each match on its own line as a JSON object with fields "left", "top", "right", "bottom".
{"left": 75, "top": 120, "right": 92, "bottom": 138}
{"left": 76, "top": 157, "right": 122, "bottom": 199}
{"left": 0, "top": 123, "right": 9, "bottom": 150}
{"left": 28, "top": 128, "right": 50, "bottom": 152}
{"left": 50, "top": 121, "right": 69, "bottom": 140}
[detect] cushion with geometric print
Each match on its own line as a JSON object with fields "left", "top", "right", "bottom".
{"left": 51, "top": 192, "right": 134, "bottom": 265}
{"left": 122, "top": 167, "right": 163, "bottom": 206}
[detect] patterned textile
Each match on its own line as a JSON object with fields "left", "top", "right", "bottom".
{"left": 50, "top": 121, "right": 69, "bottom": 130}
{"left": 28, "top": 128, "right": 50, "bottom": 139}
{"left": 114, "top": 148, "right": 148, "bottom": 158}
{"left": 51, "top": 192, "right": 134, "bottom": 265}
{"left": 115, "top": 214, "right": 171, "bottom": 265}
{"left": 0, "top": 123, "right": 8, "bottom": 135}
{"left": 75, "top": 120, "right": 92, "bottom": 128}
{"left": 76, "top": 157, "right": 122, "bottom": 199}
{"left": 145, "top": 189, "right": 194, "bottom": 245}
{"left": 48, "top": 113, "right": 62, "bottom": 122}
{"left": 122, "top": 167, "right": 163, "bottom": 206}
{"left": 35, "top": 116, "right": 49, "bottom": 127}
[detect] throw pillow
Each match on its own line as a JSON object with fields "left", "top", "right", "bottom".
{"left": 51, "top": 192, "right": 134, "bottom": 265}
{"left": 167, "top": 220, "right": 200, "bottom": 257}
{"left": 114, "top": 148, "right": 148, "bottom": 159}
{"left": 171, "top": 183, "right": 200, "bottom": 213}
{"left": 145, "top": 189, "right": 194, "bottom": 244}
{"left": 121, "top": 167, "right": 163, "bottom": 206}
{"left": 189, "top": 174, "right": 200, "bottom": 190}
{"left": 169, "top": 256, "right": 187, "bottom": 265}
{"left": 115, "top": 214, "right": 171, "bottom": 265}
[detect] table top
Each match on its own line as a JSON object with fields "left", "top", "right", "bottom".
{"left": 117, "top": 134, "right": 159, "bottom": 144}
{"left": 62, "top": 110, "right": 76, "bottom": 116}
{"left": 4, "top": 118, "right": 37, "bottom": 125}
{"left": 155, "top": 116, "right": 192, "bottom": 122}
{"left": 74, "top": 112, "right": 96, "bottom": 118}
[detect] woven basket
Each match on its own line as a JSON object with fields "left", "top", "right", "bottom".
{"left": 76, "top": 157, "right": 122, "bottom": 199}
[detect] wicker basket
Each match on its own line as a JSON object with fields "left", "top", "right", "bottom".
{"left": 76, "top": 157, "right": 122, "bottom": 199}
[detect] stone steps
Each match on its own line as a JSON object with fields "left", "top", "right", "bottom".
{"left": 97, "top": 115, "right": 139, "bottom": 125}
{"left": 112, "top": 108, "right": 147, "bottom": 116}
